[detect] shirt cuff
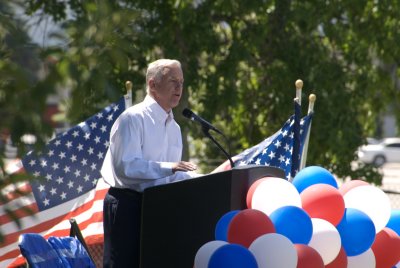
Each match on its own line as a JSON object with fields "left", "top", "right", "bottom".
{"left": 160, "top": 162, "right": 174, "bottom": 176}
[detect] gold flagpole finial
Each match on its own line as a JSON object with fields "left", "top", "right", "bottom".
{"left": 125, "top": 81, "right": 132, "bottom": 92}
{"left": 124, "top": 81, "right": 133, "bottom": 108}
{"left": 295, "top": 79, "right": 303, "bottom": 89}
{"left": 308, "top": 94, "right": 316, "bottom": 114}
{"left": 295, "top": 79, "right": 303, "bottom": 105}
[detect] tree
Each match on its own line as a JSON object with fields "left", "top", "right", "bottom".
{"left": 0, "top": 0, "right": 58, "bottom": 241}
{"left": 8, "top": 0, "right": 400, "bottom": 187}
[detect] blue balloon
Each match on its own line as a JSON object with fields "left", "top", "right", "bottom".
{"left": 336, "top": 208, "right": 376, "bottom": 256}
{"left": 386, "top": 210, "right": 400, "bottom": 236}
{"left": 208, "top": 244, "right": 258, "bottom": 268}
{"left": 292, "top": 166, "right": 338, "bottom": 193}
{"left": 215, "top": 210, "right": 240, "bottom": 241}
{"left": 269, "top": 206, "right": 313, "bottom": 244}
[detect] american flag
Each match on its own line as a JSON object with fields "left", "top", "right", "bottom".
{"left": 216, "top": 101, "right": 313, "bottom": 180}
{"left": 0, "top": 97, "right": 125, "bottom": 267}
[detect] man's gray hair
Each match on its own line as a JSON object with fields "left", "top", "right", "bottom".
{"left": 146, "top": 59, "right": 181, "bottom": 94}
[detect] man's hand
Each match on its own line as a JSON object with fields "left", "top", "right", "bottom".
{"left": 172, "top": 161, "right": 197, "bottom": 173}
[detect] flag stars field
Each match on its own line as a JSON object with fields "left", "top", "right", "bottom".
{"left": 0, "top": 97, "right": 129, "bottom": 267}
{"left": 268, "top": 151, "right": 276, "bottom": 159}
{"left": 226, "top": 101, "right": 313, "bottom": 180}
{"left": 52, "top": 163, "right": 59, "bottom": 170}
{"left": 56, "top": 177, "right": 63, "bottom": 184}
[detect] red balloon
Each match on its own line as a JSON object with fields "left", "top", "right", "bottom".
{"left": 246, "top": 178, "right": 269, "bottom": 209}
{"left": 300, "top": 184, "right": 345, "bottom": 226}
{"left": 338, "top": 180, "right": 369, "bottom": 195}
{"left": 295, "top": 244, "right": 324, "bottom": 268}
{"left": 325, "top": 247, "right": 347, "bottom": 268}
{"left": 227, "top": 209, "right": 275, "bottom": 248}
{"left": 371, "top": 227, "right": 400, "bottom": 268}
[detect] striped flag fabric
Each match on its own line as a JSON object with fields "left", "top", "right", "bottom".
{"left": 214, "top": 101, "right": 313, "bottom": 180}
{"left": 0, "top": 97, "right": 125, "bottom": 267}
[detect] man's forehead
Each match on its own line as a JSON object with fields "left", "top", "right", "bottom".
{"left": 168, "top": 75, "right": 184, "bottom": 81}
{"left": 165, "top": 67, "right": 183, "bottom": 80}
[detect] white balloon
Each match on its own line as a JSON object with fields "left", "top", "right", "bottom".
{"left": 344, "top": 185, "right": 391, "bottom": 233}
{"left": 308, "top": 218, "right": 341, "bottom": 265}
{"left": 251, "top": 177, "right": 301, "bottom": 216}
{"left": 347, "top": 248, "right": 376, "bottom": 268}
{"left": 249, "top": 233, "right": 297, "bottom": 268}
{"left": 194, "top": 240, "right": 228, "bottom": 268}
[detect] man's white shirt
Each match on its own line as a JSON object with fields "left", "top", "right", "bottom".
{"left": 101, "top": 95, "right": 197, "bottom": 192}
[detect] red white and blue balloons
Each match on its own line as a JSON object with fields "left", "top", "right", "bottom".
{"left": 343, "top": 184, "right": 391, "bottom": 233}
{"left": 269, "top": 205, "right": 313, "bottom": 244}
{"left": 194, "top": 165, "right": 399, "bottom": 268}
{"left": 292, "top": 165, "right": 338, "bottom": 193}
{"left": 336, "top": 208, "right": 376, "bottom": 256}
{"left": 300, "top": 184, "right": 345, "bottom": 226}
{"left": 227, "top": 209, "right": 275, "bottom": 248}
{"left": 249, "top": 177, "right": 301, "bottom": 215}
{"left": 249, "top": 233, "right": 298, "bottom": 267}
{"left": 208, "top": 244, "right": 258, "bottom": 268}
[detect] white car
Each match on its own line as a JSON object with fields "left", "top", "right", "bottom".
{"left": 357, "top": 137, "right": 400, "bottom": 166}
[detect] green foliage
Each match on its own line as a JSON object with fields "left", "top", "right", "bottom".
{"left": 3, "top": 0, "right": 400, "bottom": 189}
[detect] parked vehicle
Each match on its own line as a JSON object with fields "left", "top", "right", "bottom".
{"left": 357, "top": 137, "right": 400, "bottom": 166}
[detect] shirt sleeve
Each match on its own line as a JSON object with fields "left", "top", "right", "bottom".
{"left": 110, "top": 112, "right": 174, "bottom": 180}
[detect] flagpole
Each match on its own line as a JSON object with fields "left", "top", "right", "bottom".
{"left": 124, "top": 81, "right": 133, "bottom": 108}
{"left": 295, "top": 79, "right": 303, "bottom": 105}
{"left": 299, "top": 94, "right": 316, "bottom": 169}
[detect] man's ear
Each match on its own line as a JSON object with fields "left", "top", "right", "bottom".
{"left": 148, "top": 78, "right": 157, "bottom": 95}
{"left": 148, "top": 78, "right": 156, "bottom": 89}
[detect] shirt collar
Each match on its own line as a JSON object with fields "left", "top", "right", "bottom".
{"left": 144, "top": 95, "right": 174, "bottom": 123}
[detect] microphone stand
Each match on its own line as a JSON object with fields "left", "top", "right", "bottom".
{"left": 202, "top": 127, "right": 235, "bottom": 169}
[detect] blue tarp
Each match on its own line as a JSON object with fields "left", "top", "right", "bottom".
{"left": 19, "top": 234, "right": 95, "bottom": 268}
{"left": 18, "top": 234, "right": 64, "bottom": 268}
{"left": 48, "top": 236, "right": 95, "bottom": 268}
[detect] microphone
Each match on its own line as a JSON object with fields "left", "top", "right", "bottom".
{"left": 182, "top": 108, "right": 223, "bottom": 135}
{"left": 183, "top": 108, "right": 234, "bottom": 168}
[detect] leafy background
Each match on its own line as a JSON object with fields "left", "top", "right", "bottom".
{"left": 2, "top": 0, "right": 400, "bottom": 192}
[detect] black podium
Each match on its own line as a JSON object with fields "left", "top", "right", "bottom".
{"left": 139, "top": 165, "right": 285, "bottom": 268}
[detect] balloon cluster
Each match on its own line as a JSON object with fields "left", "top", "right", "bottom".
{"left": 194, "top": 166, "right": 400, "bottom": 268}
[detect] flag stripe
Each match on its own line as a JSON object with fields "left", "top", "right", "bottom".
{"left": 4, "top": 219, "right": 104, "bottom": 268}
{"left": 0, "top": 203, "right": 39, "bottom": 227}
{"left": 1, "top": 185, "right": 103, "bottom": 240}
{"left": 1, "top": 97, "right": 124, "bottom": 267}
{"left": 2, "top": 210, "right": 104, "bottom": 264}
{"left": 0, "top": 182, "right": 32, "bottom": 206}
{"left": 0, "top": 194, "right": 37, "bottom": 227}
{"left": 5, "top": 212, "right": 105, "bottom": 268}
{"left": 1, "top": 185, "right": 107, "bottom": 250}
{"left": 0, "top": 182, "right": 108, "bottom": 267}
{"left": 1, "top": 189, "right": 32, "bottom": 205}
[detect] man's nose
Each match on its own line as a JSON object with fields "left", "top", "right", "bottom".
{"left": 176, "top": 82, "right": 183, "bottom": 89}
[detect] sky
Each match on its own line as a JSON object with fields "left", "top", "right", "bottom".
{"left": 13, "top": 3, "right": 65, "bottom": 47}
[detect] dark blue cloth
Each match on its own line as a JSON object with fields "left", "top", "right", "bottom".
{"left": 48, "top": 236, "right": 95, "bottom": 268}
{"left": 103, "top": 187, "right": 142, "bottom": 268}
{"left": 18, "top": 233, "right": 64, "bottom": 268}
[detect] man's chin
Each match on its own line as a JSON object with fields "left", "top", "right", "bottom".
{"left": 171, "top": 101, "right": 180, "bottom": 108}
